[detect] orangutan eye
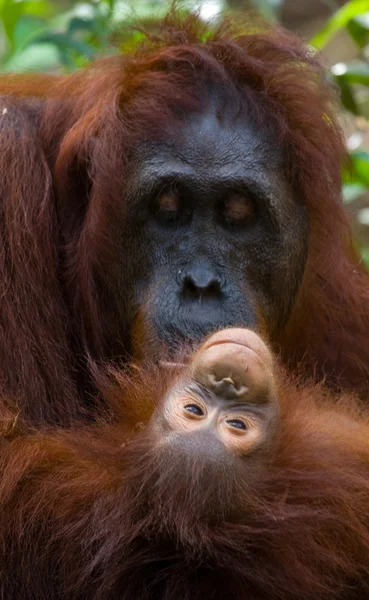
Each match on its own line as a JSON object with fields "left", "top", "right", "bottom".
{"left": 152, "top": 187, "right": 191, "bottom": 226}
{"left": 158, "top": 191, "right": 181, "bottom": 214}
{"left": 184, "top": 404, "right": 204, "bottom": 416}
{"left": 226, "top": 418, "right": 247, "bottom": 430}
{"left": 221, "top": 193, "right": 254, "bottom": 227}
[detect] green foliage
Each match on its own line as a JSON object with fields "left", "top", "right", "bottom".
{"left": 1, "top": 1, "right": 118, "bottom": 71}
{"left": 310, "top": 0, "right": 369, "bottom": 50}
{"left": 0, "top": 0, "right": 173, "bottom": 72}
{"left": 309, "top": 0, "right": 369, "bottom": 260}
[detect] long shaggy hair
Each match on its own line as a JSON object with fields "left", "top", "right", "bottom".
{"left": 1, "top": 365, "right": 369, "bottom": 599}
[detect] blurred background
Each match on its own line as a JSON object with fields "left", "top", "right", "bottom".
{"left": 0, "top": 0, "right": 368, "bottom": 264}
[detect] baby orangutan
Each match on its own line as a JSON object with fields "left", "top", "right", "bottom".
{"left": 2, "top": 328, "right": 369, "bottom": 600}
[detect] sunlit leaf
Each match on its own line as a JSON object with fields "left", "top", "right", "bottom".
{"left": 355, "top": 11, "right": 369, "bottom": 28}
{"left": 310, "top": 1, "right": 369, "bottom": 49}
{"left": 1, "top": 0, "right": 26, "bottom": 46}
{"left": 21, "top": 1, "right": 54, "bottom": 19}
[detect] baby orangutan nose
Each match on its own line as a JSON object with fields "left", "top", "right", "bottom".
{"left": 154, "top": 328, "right": 280, "bottom": 457}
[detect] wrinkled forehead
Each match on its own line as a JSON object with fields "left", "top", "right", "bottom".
{"left": 163, "top": 103, "right": 283, "bottom": 170}
{"left": 129, "top": 97, "right": 287, "bottom": 191}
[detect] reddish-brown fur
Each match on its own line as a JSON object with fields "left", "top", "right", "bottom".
{"left": 2, "top": 366, "right": 369, "bottom": 599}
{"left": 1, "top": 8, "right": 369, "bottom": 599}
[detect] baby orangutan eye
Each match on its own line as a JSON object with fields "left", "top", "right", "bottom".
{"left": 226, "top": 418, "right": 247, "bottom": 431}
{"left": 184, "top": 404, "right": 204, "bottom": 417}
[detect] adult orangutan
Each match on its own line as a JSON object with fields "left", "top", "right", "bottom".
{"left": 0, "top": 7, "right": 369, "bottom": 599}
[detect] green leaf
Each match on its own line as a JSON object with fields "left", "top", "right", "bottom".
{"left": 21, "top": 1, "right": 54, "bottom": 19}
{"left": 1, "top": 0, "right": 26, "bottom": 46}
{"left": 68, "top": 17, "right": 100, "bottom": 36}
{"left": 13, "top": 14, "right": 47, "bottom": 51}
{"left": 355, "top": 12, "right": 369, "bottom": 29}
{"left": 332, "top": 61, "right": 369, "bottom": 86}
{"left": 339, "top": 81, "right": 359, "bottom": 115}
{"left": 350, "top": 150, "right": 369, "bottom": 186}
{"left": 310, "top": 1, "right": 369, "bottom": 49}
{"left": 346, "top": 18, "right": 369, "bottom": 47}
{"left": 36, "top": 32, "right": 97, "bottom": 60}
{"left": 0, "top": 1, "right": 52, "bottom": 48}
{"left": 106, "top": 0, "right": 116, "bottom": 11}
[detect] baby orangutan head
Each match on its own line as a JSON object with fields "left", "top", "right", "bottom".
{"left": 127, "top": 329, "right": 280, "bottom": 532}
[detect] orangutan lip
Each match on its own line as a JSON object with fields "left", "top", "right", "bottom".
{"left": 200, "top": 340, "right": 272, "bottom": 372}
{"left": 159, "top": 341, "right": 264, "bottom": 370}
{"left": 202, "top": 339, "right": 256, "bottom": 353}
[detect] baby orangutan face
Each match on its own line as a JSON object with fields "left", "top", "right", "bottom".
{"left": 151, "top": 328, "right": 280, "bottom": 462}
{"left": 125, "top": 328, "right": 281, "bottom": 531}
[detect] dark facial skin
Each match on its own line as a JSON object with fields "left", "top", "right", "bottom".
{"left": 122, "top": 97, "right": 309, "bottom": 360}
